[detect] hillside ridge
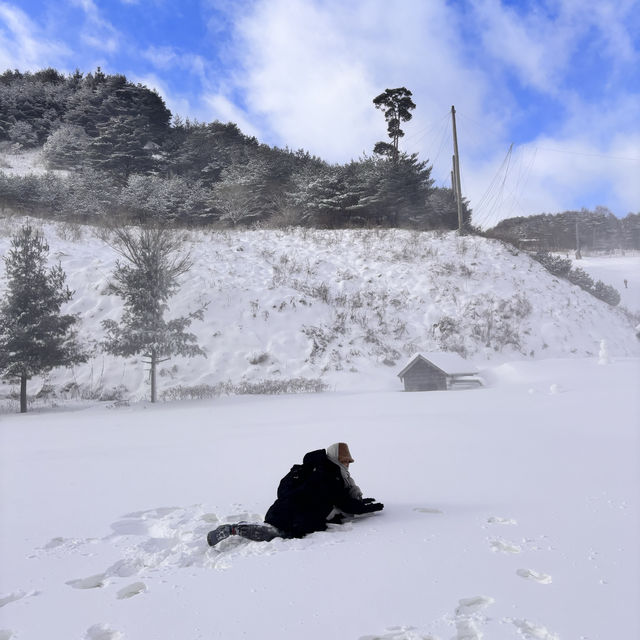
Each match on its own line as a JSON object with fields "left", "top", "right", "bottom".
{"left": 1, "top": 216, "right": 638, "bottom": 405}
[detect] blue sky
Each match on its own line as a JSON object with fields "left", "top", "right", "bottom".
{"left": 1, "top": 0, "right": 639, "bottom": 226}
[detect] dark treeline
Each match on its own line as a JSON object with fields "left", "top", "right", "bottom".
{"left": 0, "top": 68, "right": 470, "bottom": 230}
{"left": 488, "top": 207, "right": 640, "bottom": 252}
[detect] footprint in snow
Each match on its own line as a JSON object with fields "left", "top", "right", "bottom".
{"left": 413, "top": 507, "right": 443, "bottom": 514}
{"left": 0, "top": 590, "right": 40, "bottom": 608}
{"left": 508, "top": 618, "right": 559, "bottom": 640}
{"left": 489, "top": 538, "right": 522, "bottom": 554}
{"left": 116, "top": 582, "right": 147, "bottom": 600}
{"left": 454, "top": 595, "right": 495, "bottom": 617}
{"left": 43, "top": 536, "right": 67, "bottom": 549}
{"left": 66, "top": 573, "right": 108, "bottom": 589}
{"left": 516, "top": 568, "right": 553, "bottom": 584}
{"left": 358, "top": 626, "right": 435, "bottom": 639}
{"left": 453, "top": 596, "right": 495, "bottom": 640}
{"left": 201, "top": 512, "right": 220, "bottom": 524}
{"left": 41, "top": 536, "right": 97, "bottom": 552}
{"left": 487, "top": 516, "right": 517, "bottom": 525}
{"left": 83, "top": 623, "right": 124, "bottom": 640}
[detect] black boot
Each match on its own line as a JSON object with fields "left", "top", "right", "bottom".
{"left": 207, "top": 524, "right": 236, "bottom": 547}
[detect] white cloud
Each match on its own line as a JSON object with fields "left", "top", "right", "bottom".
{"left": 469, "top": 0, "right": 579, "bottom": 95}
{"left": 203, "top": 93, "right": 261, "bottom": 138}
{"left": 0, "top": 3, "right": 70, "bottom": 70}
{"left": 142, "top": 45, "right": 179, "bottom": 69}
{"left": 231, "top": 0, "right": 497, "bottom": 162}
{"left": 469, "top": 0, "right": 640, "bottom": 95}
{"left": 141, "top": 46, "right": 208, "bottom": 83}
{"left": 232, "top": 0, "right": 379, "bottom": 159}
{"left": 70, "top": 0, "right": 121, "bottom": 53}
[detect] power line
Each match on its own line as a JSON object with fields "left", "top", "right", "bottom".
{"left": 430, "top": 116, "right": 453, "bottom": 172}
{"left": 534, "top": 146, "right": 640, "bottom": 162}
{"left": 443, "top": 109, "right": 638, "bottom": 228}
{"left": 403, "top": 111, "right": 450, "bottom": 147}
{"left": 472, "top": 145, "right": 514, "bottom": 226}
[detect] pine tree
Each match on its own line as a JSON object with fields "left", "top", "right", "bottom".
{"left": 0, "top": 226, "right": 87, "bottom": 412}
{"left": 372, "top": 87, "right": 416, "bottom": 162}
{"left": 86, "top": 115, "right": 155, "bottom": 184}
{"left": 101, "top": 227, "right": 206, "bottom": 402}
{"left": 42, "top": 123, "right": 90, "bottom": 169}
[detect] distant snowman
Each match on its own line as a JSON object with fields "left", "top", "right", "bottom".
{"left": 598, "top": 339, "right": 610, "bottom": 365}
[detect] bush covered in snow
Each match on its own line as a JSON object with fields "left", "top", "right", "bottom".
{"left": 533, "top": 251, "right": 621, "bottom": 306}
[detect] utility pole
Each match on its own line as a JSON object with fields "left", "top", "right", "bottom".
{"left": 451, "top": 105, "right": 464, "bottom": 233}
{"left": 451, "top": 157, "right": 457, "bottom": 199}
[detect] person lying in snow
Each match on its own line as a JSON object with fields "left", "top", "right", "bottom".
{"left": 207, "top": 442, "right": 384, "bottom": 546}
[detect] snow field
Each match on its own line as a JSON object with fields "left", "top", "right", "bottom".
{"left": 1, "top": 357, "right": 638, "bottom": 639}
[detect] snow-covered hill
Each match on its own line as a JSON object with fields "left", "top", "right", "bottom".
{"left": 0, "top": 216, "right": 638, "bottom": 406}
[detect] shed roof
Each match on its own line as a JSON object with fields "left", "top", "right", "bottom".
{"left": 397, "top": 352, "right": 477, "bottom": 379}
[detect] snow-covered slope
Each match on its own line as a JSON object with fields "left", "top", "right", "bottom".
{"left": 0, "top": 216, "right": 638, "bottom": 405}
{"left": 570, "top": 254, "right": 640, "bottom": 314}
{"left": 0, "top": 149, "right": 60, "bottom": 177}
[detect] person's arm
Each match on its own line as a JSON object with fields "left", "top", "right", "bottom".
{"left": 334, "top": 492, "right": 384, "bottom": 514}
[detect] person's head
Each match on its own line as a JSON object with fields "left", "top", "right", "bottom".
{"left": 338, "top": 442, "right": 354, "bottom": 467}
{"left": 326, "top": 442, "right": 355, "bottom": 469}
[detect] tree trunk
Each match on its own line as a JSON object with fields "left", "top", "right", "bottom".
{"left": 20, "top": 373, "right": 27, "bottom": 413}
{"left": 150, "top": 349, "right": 157, "bottom": 403}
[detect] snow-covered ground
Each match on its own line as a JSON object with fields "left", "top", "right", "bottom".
{"left": 1, "top": 357, "right": 638, "bottom": 640}
{"left": 0, "top": 149, "right": 57, "bottom": 177}
{"left": 0, "top": 216, "right": 639, "bottom": 639}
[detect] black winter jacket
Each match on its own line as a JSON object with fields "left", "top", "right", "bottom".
{"left": 264, "top": 449, "right": 377, "bottom": 537}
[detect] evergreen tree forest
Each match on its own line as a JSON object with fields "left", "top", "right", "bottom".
{"left": 487, "top": 208, "right": 640, "bottom": 252}
{"left": 0, "top": 68, "right": 471, "bottom": 230}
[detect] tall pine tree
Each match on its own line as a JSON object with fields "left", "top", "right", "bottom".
{"left": 0, "top": 226, "right": 87, "bottom": 412}
{"left": 372, "top": 87, "right": 416, "bottom": 162}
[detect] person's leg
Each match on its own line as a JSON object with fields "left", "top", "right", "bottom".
{"left": 235, "top": 522, "right": 281, "bottom": 542}
{"left": 207, "top": 522, "right": 282, "bottom": 546}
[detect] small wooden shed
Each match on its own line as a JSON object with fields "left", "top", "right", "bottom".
{"left": 397, "top": 352, "right": 481, "bottom": 392}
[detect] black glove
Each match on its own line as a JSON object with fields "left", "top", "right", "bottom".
{"left": 362, "top": 498, "right": 376, "bottom": 504}
{"left": 362, "top": 501, "right": 384, "bottom": 513}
